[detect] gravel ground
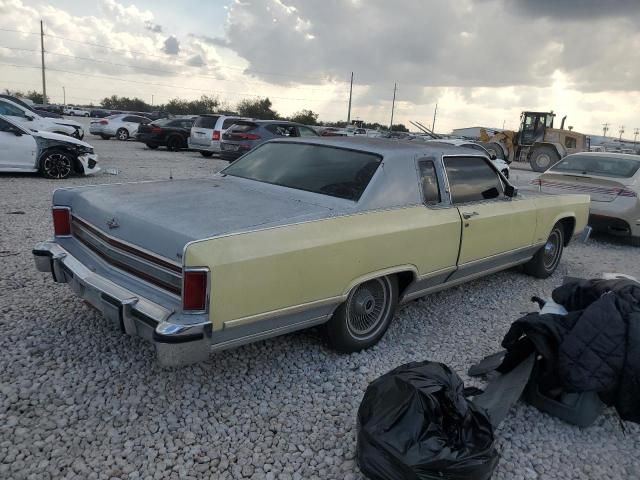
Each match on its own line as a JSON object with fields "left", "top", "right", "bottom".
{"left": 1, "top": 126, "right": 639, "bottom": 479}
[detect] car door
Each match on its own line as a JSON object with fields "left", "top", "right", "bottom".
{"left": 442, "top": 156, "right": 537, "bottom": 280}
{"left": 0, "top": 117, "right": 38, "bottom": 169}
{"left": 122, "top": 116, "right": 139, "bottom": 135}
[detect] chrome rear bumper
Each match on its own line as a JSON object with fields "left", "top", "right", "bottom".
{"left": 33, "top": 241, "right": 212, "bottom": 367}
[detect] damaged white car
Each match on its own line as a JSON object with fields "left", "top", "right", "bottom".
{"left": 0, "top": 115, "right": 99, "bottom": 179}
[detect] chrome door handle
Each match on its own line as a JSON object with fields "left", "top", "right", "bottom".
{"left": 462, "top": 211, "right": 479, "bottom": 219}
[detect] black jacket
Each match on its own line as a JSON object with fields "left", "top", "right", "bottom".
{"left": 499, "top": 278, "right": 640, "bottom": 423}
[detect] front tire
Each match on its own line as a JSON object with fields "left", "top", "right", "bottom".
{"left": 530, "top": 146, "right": 560, "bottom": 172}
{"left": 523, "top": 223, "right": 564, "bottom": 278}
{"left": 325, "top": 276, "right": 398, "bottom": 352}
{"left": 39, "top": 150, "right": 74, "bottom": 179}
{"left": 116, "top": 128, "right": 129, "bottom": 141}
{"left": 484, "top": 142, "right": 505, "bottom": 160}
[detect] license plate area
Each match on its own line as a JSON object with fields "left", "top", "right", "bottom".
{"left": 222, "top": 144, "right": 239, "bottom": 151}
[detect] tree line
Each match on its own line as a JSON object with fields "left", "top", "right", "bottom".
{"left": 4, "top": 89, "right": 409, "bottom": 131}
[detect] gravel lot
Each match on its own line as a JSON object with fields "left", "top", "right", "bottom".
{"left": 1, "top": 122, "right": 639, "bottom": 479}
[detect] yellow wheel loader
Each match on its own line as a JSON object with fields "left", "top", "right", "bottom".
{"left": 480, "top": 111, "right": 590, "bottom": 172}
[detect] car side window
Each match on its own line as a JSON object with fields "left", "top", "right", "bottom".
{"left": 444, "top": 156, "right": 503, "bottom": 204}
{"left": 417, "top": 160, "right": 441, "bottom": 205}
{"left": 0, "top": 102, "right": 26, "bottom": 117}
{"left": 267, "top": 124, "right": 297, "bottom": 136}
{"left": 122, "top": 116, "right": 137, "bottom": 122}
{"left": 297, "top": 126, "right": 318, "bottom": 137}
{"left": 0, "top": 118, "right": 15, "bottom": 132}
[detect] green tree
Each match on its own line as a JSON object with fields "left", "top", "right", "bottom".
{"left": 101, "top": 95, "right": 152, "bottom": 112}
{"left": 4, "top": 89, "right": 44, "bottom": 104}
{"left": 288, "top": 109, "right": 319, "bottom": 125}
{"left": 236, "top": 97, "right": 278, "bottom": 119}
{"left": 164, "top": 95, "right": 221, "bottom": 115}
{"left": 391, "top": 123, "right": 409, "bottom": 132}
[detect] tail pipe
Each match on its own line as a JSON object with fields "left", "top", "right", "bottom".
{"left": 560, "top": 116, "right": 567, "bottom": 130}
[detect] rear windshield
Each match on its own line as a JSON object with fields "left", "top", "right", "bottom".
{"left": 550, "top": 155, "right": 640, "bottom": 178}
{"left": 151, "top": 118, "right": 172, "bottom": 126}
{"left": 228, "top": 121, "right": 258, "bottom": 132}
{"left": 194, "top": 115, "right": 220, "bottom": 128}
{"left": 222, "top": 142, "right": 381, "bottom": 201}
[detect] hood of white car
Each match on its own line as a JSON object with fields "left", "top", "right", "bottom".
{"left": 33, "top": 129, "right": 92, "bottom": 148}
{"left": 53, "top": 118, "right": 82, "bottom": 128}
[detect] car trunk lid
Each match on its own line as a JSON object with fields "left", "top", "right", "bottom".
{"left": 538, "top": 172, "right": 633, "bottom": 202}
{"left": 54, "top": 178, "right": 334, "bottom": 262}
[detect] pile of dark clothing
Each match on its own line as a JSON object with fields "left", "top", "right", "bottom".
{"left": 498, "top": 277, "right": 640, "bottom": 423}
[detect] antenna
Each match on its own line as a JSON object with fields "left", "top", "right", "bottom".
{"left": 169, "top": 168, "right": 173, "bottom": 180}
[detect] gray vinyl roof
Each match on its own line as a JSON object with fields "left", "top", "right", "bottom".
{"left": 566, "top": 151, "right": 640, "bottom": 161}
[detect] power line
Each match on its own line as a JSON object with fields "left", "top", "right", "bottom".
{"left": 0, "top": 45, "right": 336, "bottom": 95}
{"left": 0, "top": 27, "right": 348, "bottom": 84}
{"left": 0, "top": 62, "right": 346, "bottom": 104}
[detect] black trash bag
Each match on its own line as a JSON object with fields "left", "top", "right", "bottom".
{"left": 357, "top": 361, "right": 498, "bottom": 480}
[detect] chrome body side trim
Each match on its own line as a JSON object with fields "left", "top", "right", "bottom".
{"left": 400, "top": 244, "right": 543, "bottom": 303}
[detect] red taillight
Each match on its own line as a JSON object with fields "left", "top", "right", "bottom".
{"left": 151, "top": 126, "right": 162, "bottom": 134}
{"left": 531, "top": 179, "right": 542, "bottom": 186}
{"left": 52, "top": 208, "right": 71, "bottom": 236}
{"left": 99, "top": 120, "right": 108, "bottom": 125}
{"left": 236, "top": 132, "right": 260, "bottom": 140}
{"left": 182, "top": 269, "right": 208, "bottom": 312}
{"left": 212, "top": 130, "right": 221, "bottom": 141}
{"left": 618, "top": 188, "right": 638, "bottom": 198}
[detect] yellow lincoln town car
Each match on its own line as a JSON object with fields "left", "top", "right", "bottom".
{"left": 33, "top": 137, "right": 590, "bottom": 366}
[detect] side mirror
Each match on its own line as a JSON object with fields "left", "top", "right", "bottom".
{"left": 504, "top": 184, "right": 518, "bottom": 197}
{"left": 490, "top": 153, "right": 497, "bottom": 160}
{"left": 25, "top": 115, "right": 34, "bottom": 121}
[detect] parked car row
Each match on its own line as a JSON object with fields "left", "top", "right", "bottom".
{"left": 0, "top": 96, "right": 85, "bottom": 139}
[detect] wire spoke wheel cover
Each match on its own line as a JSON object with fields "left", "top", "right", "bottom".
{"left": 543, "top": 229, "right": 562, "bottom": 270}
{"left": 345, "top": 277, "right": 392, "bottom": 340}
{"left": 43, "top": 153, "right": 72, "bottom": 179}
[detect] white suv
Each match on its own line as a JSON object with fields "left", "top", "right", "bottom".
{"left": 89, "top": 114, "right": 151, "bottom": 140}
{"left": 63, "top": 106, "right": 90, "bottom": 116}
{"left": 188, "top": 114, "right": 250, "bottom": 157}
{"left": 0, "top": 98, "right": 84, "bottom": 139}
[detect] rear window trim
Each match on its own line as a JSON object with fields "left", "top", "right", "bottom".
{"left": 221, "top": 140, "right": 383, "bottom": 202}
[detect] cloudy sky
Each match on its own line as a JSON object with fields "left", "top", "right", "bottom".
{"left": 1, "top": 0, "right": 639, "bottom": 136}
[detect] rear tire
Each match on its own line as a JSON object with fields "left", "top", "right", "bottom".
{"left": 116, "top": 128, "right": 129, "bottom": 141}
{"left": 325, "top": 276, "right": 398, "bottom": 352}
{"left": 167, "top": 135, "right": 184, "bottom": 151}
{"left": 39, "top": 150, "right": 74, "bottom": 179}
{"left": 530, "top": 146, "right": 560, "bottom": 172}
{"left": 523, "top": 223, "right": 564, "bottom": 278}
{"left": 100, "top": 135, "right": 111, "bottom": 140}
{"left": 146, "top": 144, "right": 159, "bottom": 149}
{"left": 200, "top": 151, "right": 214, "bottom": 158}
{"left": 484, "top": 142, "right": 505, "bottom": 160}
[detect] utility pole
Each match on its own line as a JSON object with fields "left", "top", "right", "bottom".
{"left": 151, "top": 94, "right": 154, "bottom": 106}
{"left": 389, "top": 82, "right": 397, "bottom": 131}
{"left": 346, "top": 72, "right": 353, "bottom": 125}
{"left": 40, "top": 20, "right": 47, "bottom": 105}
{"left": 502, "top": 119, "right": 505, "bottom": 130}
{"left": 634, "top": 128, "right": 639, "bottom": 144}
{"left": 619, "top": 125, "right": 625, "bottom": 141}
{"left": 62, "top": 86, "right": 65, "bottom": 105}
{"left": 602, "top": 123, "right": 610, "bottom": 137}
{"left": 431, "top": 103, "right": 438, "bottom": 133}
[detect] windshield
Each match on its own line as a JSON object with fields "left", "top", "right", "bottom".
{"left": 550, "top": 155, "right": 640, "bottom": 178}
{"left": 222, "top": 142, "right": 382, "bottom": 201}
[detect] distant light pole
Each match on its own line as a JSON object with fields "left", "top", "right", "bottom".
{"left": 634, "top": 128, "right": 639, "bottom": 145}
{"left": 602, "top": 123, "right": 609, "bottom": 137}
{"left": 62, "top": 86, "right": 65, "bottom": 105}
{"left": 619, "top": 125, "right": 625, "bottom": 141}
{"left": 347, "top": 72, "right": 353, "bottom": 124}
{"left": 389, "top": 83, "right": 397, "bottom": 131}
{"left": 151, "top": 94, "right": 154, "bottom": 106}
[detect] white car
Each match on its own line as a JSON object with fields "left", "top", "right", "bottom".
{"left": 0, "top": 98, "right": 85, "bottom": 139}
{"left": 89, "top": 114, "right": 151, "bottom": 140}
{"left": 63, "top": 106, "right": 90, "bottom": 117}
{"left": 188, "top": 114, "right": 251, "bottom": 156}
{"left": 427, "top": 138, "right": 510, "bottom": 178}
{"left": 0, "top": 115, "right": 99, "bottom": 179}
